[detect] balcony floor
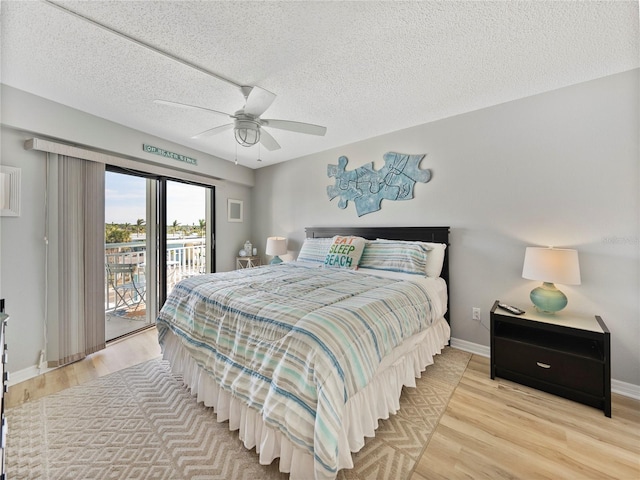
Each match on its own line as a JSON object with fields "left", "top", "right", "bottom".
{"left": 106, "top": 309, "right": 151, "bottom": 341}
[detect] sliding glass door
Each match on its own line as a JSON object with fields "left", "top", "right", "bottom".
{"left": 104, "top": 169, "right": 215, "bottom": 341}
{"left": 165, "top": 180, "right": 212, "bottom": 298}
{"left": 105, "top": 171, "right": 150, "bottom": 340}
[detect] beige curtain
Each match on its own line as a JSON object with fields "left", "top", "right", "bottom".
{"left": 46, "top": 153, "right": 105, "bottom": 367}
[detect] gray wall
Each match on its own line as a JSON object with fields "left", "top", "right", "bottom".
{"left": 1, "top": 71, "right": 638, "bottom": 390}
{"left": 254, "top": 70, "right": 640, "bottom": 387}
{"left": 0, "top": 86, "right": 255, "bottom": 377}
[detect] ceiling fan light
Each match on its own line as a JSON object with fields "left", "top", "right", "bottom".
{"left": 234, "top": 122, "right": 260, "bottom": 147}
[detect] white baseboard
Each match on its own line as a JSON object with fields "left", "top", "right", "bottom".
{"left": 450, "top": 337, "right": 490, "bottom": 357}
{"left": 611, "top": 379, "right": 640, "bottom": 400}
{"left": 450, "top": 336, "right": 640, "bottom": 400}
{"left": 8, "top": 364, "right": 54, "bottom": 387}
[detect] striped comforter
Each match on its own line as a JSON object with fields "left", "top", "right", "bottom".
{"left": 156, "top": 263, "right": 438, "bottom": 478}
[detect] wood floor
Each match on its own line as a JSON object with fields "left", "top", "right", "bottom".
{"left": 411, "top": 355, "right": 640, "bottom": 480}
{"left": 6, "top": 327, "right": 161, "bottom": 408}
{"left": 8, "top": 329, "right": 640, "bottom": 479}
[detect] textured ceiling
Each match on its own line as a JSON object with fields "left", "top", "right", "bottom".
{"left": 1, "top": 1, "right": 638, "bottom": 168}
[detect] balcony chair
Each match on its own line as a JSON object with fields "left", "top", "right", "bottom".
{"left": 106, "top": 263, "right": 146, "bottom": 313}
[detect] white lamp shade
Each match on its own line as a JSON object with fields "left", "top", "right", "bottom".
{"left": 522, "top": 247, "right": 581, "bottom": 285}
{"left": 265, "top": 237, "right": 287, "bottom": 256}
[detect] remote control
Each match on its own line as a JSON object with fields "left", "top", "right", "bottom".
{"left": 497, "top": 302, "right": 525, "bottom": 315}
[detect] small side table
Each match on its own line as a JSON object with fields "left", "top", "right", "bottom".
{"left": 490, "top": 300, "right": 611, "bottom": 417}
{"left": 236, "top": 256, "right": 261, "bottom": 269}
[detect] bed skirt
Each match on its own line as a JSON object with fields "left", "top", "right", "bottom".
{"left": 160, "top": 316, "right": 451, "bottom": 480}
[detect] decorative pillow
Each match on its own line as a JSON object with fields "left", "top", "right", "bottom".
{"left": 297, "top": 237, "right": 333, "bottom": 264}
{"left": 324, "top": 236, "right": 366, "bottom": 269}
{"left": 360, "top": 240, "right": 429, "bottom": 276}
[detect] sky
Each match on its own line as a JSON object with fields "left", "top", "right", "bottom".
{"left": 105, "top": 171, "right": 206, "bottom": 225}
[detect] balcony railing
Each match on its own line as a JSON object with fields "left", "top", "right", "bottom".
{"left": 105, "top": 238, "right": 206, "bottom": 313}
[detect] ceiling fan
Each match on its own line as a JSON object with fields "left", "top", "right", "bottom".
{"left": 155, "top": 86, "right": 327, "bottom": 151}
{"left": 39, "top": 2, "right": 324, "bottom": 153}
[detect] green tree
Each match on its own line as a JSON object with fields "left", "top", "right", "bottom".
{"left": 171, "top": 220, "right": 179, "bottom": 235}
{"left": 136, "top": 218, "right": 145, "bottom": 235}
{"left": 198, "top": 219, "right": 206, "bottom": 237}
{"left": 105, "top": 224, "right": 131, "bottom": 244}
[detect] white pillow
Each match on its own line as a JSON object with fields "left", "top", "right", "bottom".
{"left": 423, "top": 242, "right": 446, "bottom": 278}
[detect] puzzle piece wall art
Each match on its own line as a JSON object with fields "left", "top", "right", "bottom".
{"left": 327, "top": 152, "right": 432, "bottom": 216}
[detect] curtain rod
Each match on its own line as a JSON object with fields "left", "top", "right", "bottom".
{"left": 24, "top": 138, "right": 226, "bottom": 189}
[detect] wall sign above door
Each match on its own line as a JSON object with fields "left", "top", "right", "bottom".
{"left": 143, "top": 144, "right": 198, "bottom": 166}
{"left": 327, "top": 152, "right": 431, "bottom": 216}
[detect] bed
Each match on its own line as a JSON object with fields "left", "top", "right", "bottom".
{"left": 156, "top": 226, "right": 451, "bottom": 479}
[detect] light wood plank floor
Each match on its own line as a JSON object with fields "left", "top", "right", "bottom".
{"left": 411, "top": 355, "right": 640, "bottom": 480}
{"left": 6, "top": 327, "right": 161, "bottom": 408}
{"left": 8, "top": 330, "right": 640, "bottom": 479}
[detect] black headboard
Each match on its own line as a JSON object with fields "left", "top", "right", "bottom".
{"left": 305, "top": 226, "right": 450, "bottom": 325}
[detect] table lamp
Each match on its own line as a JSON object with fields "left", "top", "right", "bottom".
{"left": 522, "top": 247, "right": 581, "bottom": 314}
{"left": 266, "top": 236, "right": 287, "bottom": 264}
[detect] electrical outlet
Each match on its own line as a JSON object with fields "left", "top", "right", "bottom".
{"left": 472, "top": 307, "right": 481, "bottom": 321}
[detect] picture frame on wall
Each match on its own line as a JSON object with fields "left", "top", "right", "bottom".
{"left": 227, "top": 198, "right": 243, "bottom": 223}
{"left": 0, "top": 166, "right": 20, "bottom": 217}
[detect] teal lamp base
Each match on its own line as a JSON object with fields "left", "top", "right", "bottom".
{"left": 270, "top": 256, "right": 283, "bottom": 265}
{"left": 530, "top": 282, "right": 567, "bottom": 314}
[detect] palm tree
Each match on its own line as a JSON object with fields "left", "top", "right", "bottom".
{"left": 136, "top": 218, "right": 145, "bottom": 235}
{"left": 198, "top": 219, "right": 206, "bottom": 237}
{"left": 171, "top": 220, "right": 179, "bottom": 235}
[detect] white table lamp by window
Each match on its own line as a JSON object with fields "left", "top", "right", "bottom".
{"left": 522, "top": 247, "right": 581, "bottom": 314}
{"left": 266, "top": 237, "right": 287, "bottom": 264}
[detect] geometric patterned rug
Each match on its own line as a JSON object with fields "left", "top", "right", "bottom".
{"left": 6, "top": 347, "right": 470, "bottom": 480}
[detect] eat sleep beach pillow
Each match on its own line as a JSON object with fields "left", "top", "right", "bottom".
{"left": 324, "top": 235, "right": 366, "bottom": 269}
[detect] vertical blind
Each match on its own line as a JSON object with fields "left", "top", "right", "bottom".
{"left": 46, "top": 153, "right": 106, "bottom": 367}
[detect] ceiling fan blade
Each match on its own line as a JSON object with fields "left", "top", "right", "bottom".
{"left": 155, "top": 99, "right": 231, "bottom": 117}
{"left": 191, "top": 123, "right": 233, "bottom": 139}
{"left": 242, "top": 86, "right": 276, "bottom": 117}
{"left": 259, "top": 128, "right": 281, "bottom": 151}
{"left": 261, "top": 119, "right": 327, "bottom": 136}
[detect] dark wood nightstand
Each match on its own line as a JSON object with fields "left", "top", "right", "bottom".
{"left": 490, "top": 300, "right": 611, "bottom": 417}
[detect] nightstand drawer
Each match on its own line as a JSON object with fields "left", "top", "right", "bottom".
{"left": 494, "top": 338, "right": 604, "bottom": 396}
